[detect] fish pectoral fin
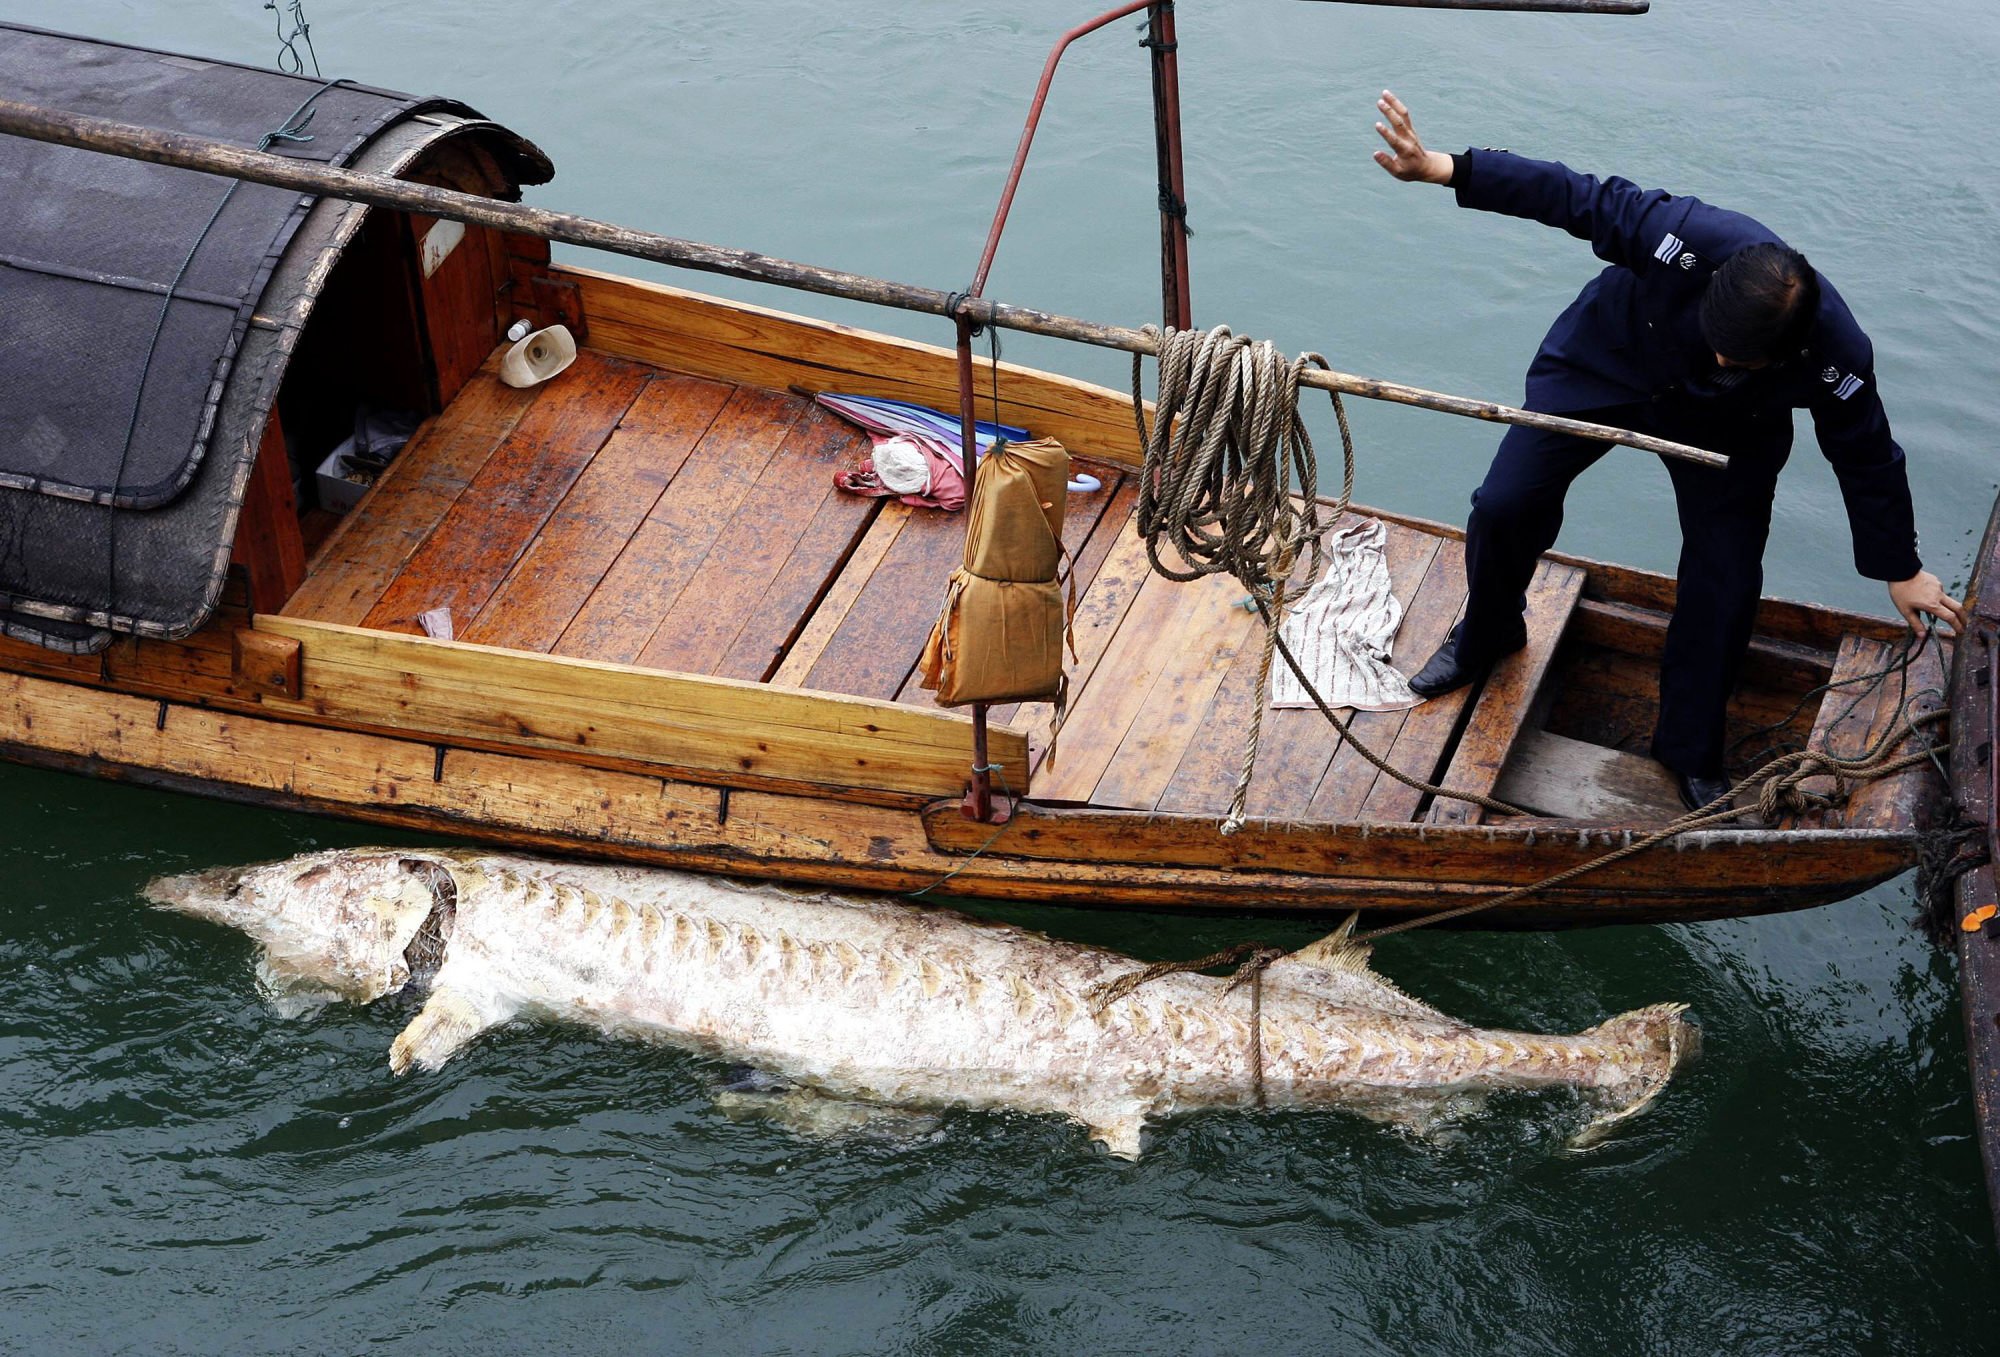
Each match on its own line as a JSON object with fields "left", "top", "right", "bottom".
{"left": 388, "top": 985, "right": 504, "bottom": 1075}
{"left": 1082, "top": 1113, "right": 1147, "bottom": 1160}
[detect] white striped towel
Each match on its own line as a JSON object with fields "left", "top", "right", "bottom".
{"left": 1270, "top": 517, "right": 1421, "bottom": 712}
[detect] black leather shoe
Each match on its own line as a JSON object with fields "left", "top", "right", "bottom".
{"left": 1407, "top": 626, "right": 1526, "bottom": 699}
{"left": 1674, "top": 770, "right": 1732, "bottom": 812}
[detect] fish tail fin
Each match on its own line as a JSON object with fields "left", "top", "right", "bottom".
{"left": 1572, "top": 1002, "right": 1700, "bottom": 1148}
{"left": 388, "top": 985, "right": 500, "bottom": 1075}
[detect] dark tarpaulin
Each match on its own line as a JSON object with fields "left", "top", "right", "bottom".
{"left": 0, "top": 25, "right": 551, "bottom": 648}
{"left": 0, "top": 23, "right": 445, "bottom": 507}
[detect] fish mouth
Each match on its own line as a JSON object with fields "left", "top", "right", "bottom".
{"left": 400, "top": 859, "right": 458, "bottom": 987}
{"left": 142, "top": 864, "right": 249, "bottom": 920}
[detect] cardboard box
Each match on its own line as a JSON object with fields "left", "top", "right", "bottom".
{"left": 315, "top": 438, "right": 374, "bottom": 514}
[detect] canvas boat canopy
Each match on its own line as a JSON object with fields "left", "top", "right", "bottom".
{"left": 0, "top": 23, "right": 550, "bottom": 651}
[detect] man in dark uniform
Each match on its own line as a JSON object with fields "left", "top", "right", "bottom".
{"left": 1370, "top": 91, "right": 1963, "bottom": 809}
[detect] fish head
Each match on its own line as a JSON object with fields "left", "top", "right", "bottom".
{"left": 145, "top": 848, "right": 454, "bottom": 1004}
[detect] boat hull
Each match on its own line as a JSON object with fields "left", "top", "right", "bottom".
{"left": 2, "top": 668, "right": 1918, "bottom": 927}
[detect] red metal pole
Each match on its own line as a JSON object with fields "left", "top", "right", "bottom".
{"left": 1146, "top": 2, "right": 1192, "bottom": 328}
{"left": 966, "top": 0, "right": 1155, "bottom": 301}
{"left": 955, "top": 0, "right": 1156, "bottom": 823}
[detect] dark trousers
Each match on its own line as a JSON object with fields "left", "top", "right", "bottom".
{"left": 1455, "top": 403, "right": 1793, "bottom": 778}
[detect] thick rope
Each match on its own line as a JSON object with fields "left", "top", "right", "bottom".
{"left": 1086, "top": 941, "right": 1286, "bottom": 1108}
{"left": 1227, "top": 570, "right": 1290, "bottom": 833}
{"left": 1131, "top": 326, "right": 1525, "bottom": 830}
{"left": 1132, "top": 325, "right": 1348, "bottom": 588}
{"left": 1131, "top": 326, "right": 1354, "bottom": 832}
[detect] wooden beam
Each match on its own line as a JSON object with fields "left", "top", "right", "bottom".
{"left": 0, "top": 669, "right": 1910, "bottom": 923}
{"left": 231, "top": 629, "right": 301, "bottom": 701}
{"left": 1429, "top": 558, "right": 1586, "bottom": 825}
{"left": 1492, "top": 728, "right": 1682, "bottom": 822}
{"left": 252, "top": 615, "right": 1024, "bottom": 800}
{"left": 1567, "top": 596, "right": 1835, "bottom": 693}
{"left": 230, "top": 413, "right": 307, "bottom": 615}
{"left": 916, "top": 801, "right": 1912, "bottom": 919}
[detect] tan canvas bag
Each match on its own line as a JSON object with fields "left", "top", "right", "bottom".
{"left": 918, "top": 438, "right": 1075, "bottom": 708}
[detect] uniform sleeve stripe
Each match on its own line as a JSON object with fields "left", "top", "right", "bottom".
{"left": 1653, "top": 232, "right": 1684, "bottom": 262}
{"left": 1835, "top": 375, "right": 1864, "bottom": 400}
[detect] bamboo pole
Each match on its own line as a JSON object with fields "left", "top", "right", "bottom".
{"left": 0, "top": 96, "right": 1724, "bottom": 468}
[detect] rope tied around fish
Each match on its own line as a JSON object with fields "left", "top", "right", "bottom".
{"left": 1076, "top": 696, "right": 1948, "bottom": 1110}
{"left": 1086, "top": 941, "right": 1289, "bottom": 1109}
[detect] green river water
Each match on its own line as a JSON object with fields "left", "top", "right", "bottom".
{"left": 4, "top": 2, "right": 1999, "bottom": 1352}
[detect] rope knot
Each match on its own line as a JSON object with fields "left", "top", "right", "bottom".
{"left": 1086, "top": 941, "right": 1284, "bottom": 1018}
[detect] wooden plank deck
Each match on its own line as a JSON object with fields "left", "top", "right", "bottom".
{"left": 551, "top": 385, "right": 807, "bottom": 663}
{"left": 463, "top": 375, "right": 735, "bottom": 653}
{"left": 1312, "top": 539, "right": 1471, "bottom": 822}
{"left": 1428, "top": 558, "right": 1587, "bottom": 825}
{"left": 282, "top": 338, "right": 1607, "bottom": 821}
{"left": 1155, "top": 519, "right": 1440, "bottom": 819}
{"left": 362, "top": 351, "right": 652, "bottom": 634}
{"left": 285, "top": 350, "right": 887, "bottom": 686}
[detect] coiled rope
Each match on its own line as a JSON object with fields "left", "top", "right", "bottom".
{"left": 1131, "top": 325, "right": 1524, "bottom": 832}
{"left": 1132, "top": 325, "right": 1344, "bottom": 588}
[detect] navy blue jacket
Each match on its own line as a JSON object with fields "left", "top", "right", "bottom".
{"left": 1452, "top": 148, "right": 1921, "bottom": 581}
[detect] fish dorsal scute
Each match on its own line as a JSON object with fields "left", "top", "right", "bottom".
{"left": 1267, "top": 914, "right": 1457, "bottom": 1024}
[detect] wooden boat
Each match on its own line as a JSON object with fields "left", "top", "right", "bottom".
{"left": 0, "top": 26, "right": 1957, "bottom": 926}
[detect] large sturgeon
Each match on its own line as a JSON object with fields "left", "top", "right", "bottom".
{"left": 144, "top": 848, "right": 1695, "bottom": 1156}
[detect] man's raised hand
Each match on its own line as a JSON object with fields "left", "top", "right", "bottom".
{"left": 1373, "top": 91, "right": 1453, "bottom": 185}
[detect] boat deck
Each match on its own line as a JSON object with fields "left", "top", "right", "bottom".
{"left": 281, "top": 342, "right": 1930, "bottom": 830}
